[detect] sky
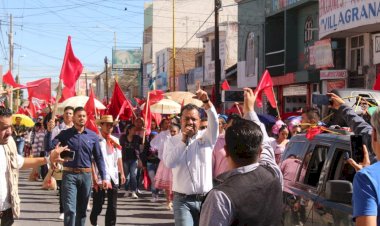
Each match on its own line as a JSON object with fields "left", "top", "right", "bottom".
{"left": 0, "top": 0, "right": 146, "bottom": 85}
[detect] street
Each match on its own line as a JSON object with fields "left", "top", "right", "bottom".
{"left": 14, "top": 170, "right": 175, "bottom": 226}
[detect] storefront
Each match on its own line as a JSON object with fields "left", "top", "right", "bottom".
{"left": 320, "top": 70, "right": 347, "bottom": 93}
{"left": 282, "top": 84, "right": 308, "bottom": 113}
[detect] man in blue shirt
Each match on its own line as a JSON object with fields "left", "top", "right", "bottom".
{"left": 50, "top": 107, "right": 108, "bottom": 226}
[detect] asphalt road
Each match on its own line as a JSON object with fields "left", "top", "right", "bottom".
{"left": 14, "top": 170, "right": 175, "bottom": 226}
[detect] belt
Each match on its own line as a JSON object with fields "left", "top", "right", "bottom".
{"left": 63, "top": 167, "right": 92, "bottom": 173}
{"left": 173, "top": 192, "right": 206, "bottom": 200}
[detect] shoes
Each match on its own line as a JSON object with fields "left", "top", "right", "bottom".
{"left": 131, "top": 191, "right": 138, "bottom": 199}
{"left": 87, "top": 202, "right": 92, "bottom": 211}
{"left": 58, "top": 213, "right": 64, "bottom": 220}
{"left": 136, "top": 189, "right": 142, "bottom": 195}
{"left": 166, "top": 202, "right": 173, "bottom": 211}
{"left": 151, "top": 194, "right": 158, "bottom": 202}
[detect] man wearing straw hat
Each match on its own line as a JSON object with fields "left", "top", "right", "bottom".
{"left": 90, "top": 115, "right": 125, "bottom": 226}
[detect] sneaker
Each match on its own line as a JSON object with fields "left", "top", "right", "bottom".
{"left": 151, "top": 194, "right": 158, "bottom": 202}
{"left": 166, "top": 202, "right": 173, "bottom": 211}
{"left": 58, "top": 213, "right": 64, "bottom": 220}
{"left": 87, "top": 202, "right": 92, "bottom": 211}
{"left": 131, "top": 191, "right": 138, "bottom": 199}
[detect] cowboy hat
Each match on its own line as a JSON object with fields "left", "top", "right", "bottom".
{"left": 96, "top": 115, "right": 119, "bottom": 126}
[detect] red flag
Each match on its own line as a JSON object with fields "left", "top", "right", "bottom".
{"left": 59, "top": 36, "right": 83, "bottom": 89}
{"left": 305, "top": 126, "right": 324, "bottom": 140}
{"left": 134, "top": 97, "right": 145, "bottom": 106}
{"left": 221, "top": 80, "right": 230, "bottom": 91}
{"left": 27, "top": 78, "right": 51, "bottom": 102}
{"left": 84, "top": 87, "right": 99, "bottom": 134}
{"left": 59, "top": 86, "right": 76, "bottom": 103}
{"left": 3, "top": 70, "right": 25, "bottom": 88}
{"left": 141, "top": 102, "right": 152, "bottom": 135}
{"left": 254, "top": 70, "right": 276, "bottom": 108}
{"left": 117, "top": 101, "right": 128, "bottom": 119}
{"left": 149, "top": 90, "right": 164, "bottom": 105}
{"left": 374, "top": 72, "right": 380, "bottom": 90}
{"left": 27, "top": 101, "right": 37, "bottom": 119}
{"left": 107, "top": 81, "right": 133, "bottom": 120}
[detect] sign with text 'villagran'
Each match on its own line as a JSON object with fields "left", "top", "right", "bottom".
{"left": 319, "top": 0, "right": 380, "bottom": 39}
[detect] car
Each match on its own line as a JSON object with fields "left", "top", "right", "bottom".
{"left": 280, "top": 132, "right": 355, "bottom": 226}
{"left": 327, "top": 88, "right": 380, "bottom": 126}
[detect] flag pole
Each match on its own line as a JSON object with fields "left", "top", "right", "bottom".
{"left": 52, "top": 79, "right": 63, "bottom": 119}
{"left": 142, "top": 92, "right": 150, "bottom": 144}
{"left": 272, "top": 87, "right": 281, "bottom": 120}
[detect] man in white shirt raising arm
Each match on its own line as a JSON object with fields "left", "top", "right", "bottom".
{"left": 163, "top": 86, "right": 219, "bottom": 226}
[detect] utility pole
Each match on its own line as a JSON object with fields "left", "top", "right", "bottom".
{"left": 8, "top": 14, "right": 13, "bottom": 111}
{"left": 214, "top": 0, "right": 222, "bottom": 108}
{"left": 104, "top": 56, "right": 109, "bottom": 105}
{"left": 172, "top": 0, "right": 176, "bottom": 91}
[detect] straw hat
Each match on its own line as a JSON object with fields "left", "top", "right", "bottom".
{"left": 96, "top": 115, "right": 119, "bottom": 126}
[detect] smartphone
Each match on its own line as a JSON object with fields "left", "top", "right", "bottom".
{"left": 60, "top": 150, "right": 75, "bottom": 161}
{"left": 312, "top": 94, "right": 331, "bottom": 105}
{"left": 350, "top": 135, "right": 364, "bottom": 163}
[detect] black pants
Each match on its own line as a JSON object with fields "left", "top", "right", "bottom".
{"left": 0, "top": 209, "right": 14, "bottom": 226}
{"left": 90, "top": 182, "right": 118, "bottom": 226}
{"left": 57, "top": 180, "right": 63, "bottom": 213}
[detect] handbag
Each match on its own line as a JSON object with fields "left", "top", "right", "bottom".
{"left": 42, "top": 169, "right": 57, "bottom": 190}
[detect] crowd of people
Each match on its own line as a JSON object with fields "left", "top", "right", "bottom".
{"left": 1, "top": 87, "right": 380, "bottom": 226}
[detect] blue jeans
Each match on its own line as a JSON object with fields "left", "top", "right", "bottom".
{"left": 123, "top": 159, "right": 138, "bottom": 191}
{"left": 15, "top": 138, "right": 25, "bottom": 156}
{"left": 147, "top": 162, "right": 159, "bottom": 195}
{"left": 62, "top": 172, "right": 92, "bottom": 226}
{"left": 173, "top": 193, "right": 202, "bottom": 226}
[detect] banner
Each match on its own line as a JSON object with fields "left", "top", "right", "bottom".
{"left": 319, "top": 0, "right": 380, "bottom": 39}
{"left": 112, "top": 49, "right": 142, "bottom": 69}
{"left": 309, "top": 39, "right": 334, "bottom": 69}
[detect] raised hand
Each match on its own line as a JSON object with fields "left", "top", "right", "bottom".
{"left": 327, "top": 93, "right": 345, "bottom": 110}
{"left": 243, "top": 88, "right": 256, "bottom": 114}
{"left": 347, "top": 144, "right": 370, "bottom": 171}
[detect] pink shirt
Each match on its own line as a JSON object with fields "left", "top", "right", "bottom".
{"left": 212, "top": 134, "right": 229, "bottom": 178}
{"left": 280, "top": 157, "right": 302, "bottom": 194}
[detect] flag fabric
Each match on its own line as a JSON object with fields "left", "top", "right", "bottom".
{"left": 59, "top": 36, "right": 83, "bottom": 89}
{"left": 221, "top": 80, "right": 230, "bottom": 91}
{"left": 27, "top": 101, "right": 37, "bottom": 119}
{"left": 27, "top": 78, "right": 51, "bottom": 103}
{"left": 117, "top": 101, "right": 128, "bottom": 120}
{"left": 143, "top": 91, "right": 164, "bottom": 135}
{"left": 254, "top": 70, "right": 277, "bottom": 108}
{"left": 107, "top": 81, "right": 133, "bottom": 121}
{"left": 84, "top": 87, "right": 99, "bottom": 134}
{"left": 305, "top": 126, "right": 324, "bottom": 140}
{"left": 374, "top": 72, "right": 380, "bottom": 90}
{"left": 3, "top": 70, "right": 24, "bottom": 88}
{"left": 59, "top": 86, "right": 76, "bottom": 103}
{"left": 149, "top": 90, "right": 164, "bottom": 105}
{"left": 134, "top": 97, "right": 145, "bottom": 106}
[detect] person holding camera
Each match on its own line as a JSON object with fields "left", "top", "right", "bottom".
{"left": 49, "top": 107, "right": 108, "bottom": 226}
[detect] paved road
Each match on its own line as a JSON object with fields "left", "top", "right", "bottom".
{"left": 14, "top": 170, "right": 175, "bottom": 226}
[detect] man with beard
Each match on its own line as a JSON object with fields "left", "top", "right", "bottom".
{"left": 49, "top": 107, "right": 108, "bottom": 226}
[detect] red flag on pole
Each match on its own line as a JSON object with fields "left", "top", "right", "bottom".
{"left": 27, "top": 78, "right": 51, "bottom": 103}
{"left": 134, "top": 97, "right": 145, "bottom": 106}
{"left": 107, "top": 81, "right": 133, "bottom": 120}
{"left": 141, "top": 91, "right": 164, "bottom": 135}
{"left": 374, "top": 72, "right": 380, "bottom": 90}
{"left": 59, "top": 36, "right": 83, "bottom": 89}
{"left": 221, "top": 80, "right": 230, "bottom": 91}
{"left": 149, "top": 90, "right": 164, "bottom": 105}
{"left": 84, "top": 87, "right": 99, "bottom": 134}
{"left": 254, "top": 70, "right": 277, "bottom": 108}
{"left": 27, "top": 101, "right": 37, "bottom": 119}
{"left": 2, "top": 70, "right": 25, "bottom": 88}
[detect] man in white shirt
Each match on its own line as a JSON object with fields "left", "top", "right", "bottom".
{"left": 163, "top": 88, "right": 218, "bottom": 226}
{"left": 90, "top": 115, "right": 125, "bottom": 226}
{"left": 0, "top": 106, "right": 66, "bottom": 226}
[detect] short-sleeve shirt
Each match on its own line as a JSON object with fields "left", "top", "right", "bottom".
{"left": 0, "top": 146, "right": 24, "bottom": 211}
{"left": 120, "top": 135, "right": 141, "bottom": 161}
{"left": 353, "top": 161, "right": 380, "bottom": 224}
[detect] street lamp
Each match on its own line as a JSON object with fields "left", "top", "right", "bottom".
{"left": 104, "top": 56, "right": 109, "bottom": 105}
{"left": 97, "top": 24, "right": 118, "bottom": 82}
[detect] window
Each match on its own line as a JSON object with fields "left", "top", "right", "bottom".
{"left": 350, "top": 35, "right": 364, "bottom": 71}
{"left": 162, "top": 53, "right": 165, "bottom": 72}
{"left": 156, "top": 56, "right": 160, "bottom": 73}
{"left": 332, "top": 39, "right": 346, "bottom": 69}
{"left": 211, "top": 39, "right": 215, "bottom": 61}
{"left": 328, "top": 148, "right": 356, "bottom": 183}
{"left": 304, "top": 16, "right": 313, "bottom": 42}
{"left": 196, "top": 55, "right": 203, "bottom": 67}
{"left": 299, "top": 145, "right": 329, "bottom": 187}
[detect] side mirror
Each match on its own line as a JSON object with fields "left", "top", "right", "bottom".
{"left": 325, "top": 180, "right": 352, "bottom": 204}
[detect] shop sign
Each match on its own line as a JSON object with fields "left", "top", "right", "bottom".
{"left": 319, "top": 0, "right": 380, "bottom": 39}
{"left": 283, "top": 85, "right": 307, "bottom": 96}
{"left": 320, "top": 70, "right": 348, "bottom": 80}
{"left": 270, "top": 0, "right": 302, "bottom": 14}
{"left": 327, "top": 80, "right": 346, "bottom": 92}
{"left": 309, "top": 39, "right": 334, "bottom": 69}
{"left": 373, "top": 33, "right": 380, "bottom": 64}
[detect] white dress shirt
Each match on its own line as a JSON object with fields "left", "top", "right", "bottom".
{"left": 163, "top": 107, "right": 219, "bottom": 195}
{"left": 51, "top": 122, "right": 72, "bottom": 140}
{"left": 94, "top": 134, "right": 122, "bottom": 185}
{"left": 150, "top": 130, "right": 171, "bottom": 160}
{"left": 0, "top": 146, "right": 24, "bottom": 211}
